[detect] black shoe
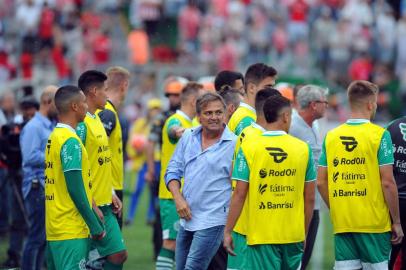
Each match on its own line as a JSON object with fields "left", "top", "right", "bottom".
{"left": 1, "top": 257, "right": 20, "bottom": 268}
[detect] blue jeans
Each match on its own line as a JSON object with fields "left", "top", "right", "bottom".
{"left": 22, "top": 186, "right": 46, "bottom": 270}
{"left": 176, "top": 225, "right": 224, "bottom": 270}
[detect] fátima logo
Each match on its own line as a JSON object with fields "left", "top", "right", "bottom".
{"left": 333, "top": 172, "right": 339, "bottom": 183}
{"left": 258, "top": 183, "right": 267, "bottom": 195}
{"left": 266, "top": 147, "right": 288, "bottom": 163}
{"left": 340, "top": 136, "right": 358, "bottom": 152}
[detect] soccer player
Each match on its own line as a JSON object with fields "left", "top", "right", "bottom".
{"left": 227, "top": 63, "right": 277, "bottom": 136}
{"left": 317, "top": 80, "right": 403, "bottom": 269}
{"left": 98, "top": 66, "right": 130, "bottom": 229}
{"left": 45, "top": 85, "right": 105, "bottom": 270}
{"left": 224, "top": 95, "right": 316, "bottom": 269}
{"left": 156, "top": 82, "right": 203, "bottom": 269}
{"left": 214, "top": 70, "right": 245, "bottom": 94}
{"left": 77, "top": 70, "right": 127, "bottom": 269}
{"left": 387, "top": 115, "right": 406, "bottom": 269}
{"left": 227, "top": 87, "right": 281, "bottom": 270}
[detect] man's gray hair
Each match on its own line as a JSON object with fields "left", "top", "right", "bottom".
{"left": 196, "top": 92, "right": 226, "bottom": 114}
{"left": 296, "top": 85, "right": 329, "bottom": 109}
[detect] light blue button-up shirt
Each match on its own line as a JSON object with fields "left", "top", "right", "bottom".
{"left": 20, "top": 112, "right": 55, "bottom": 198}
{"left": 165, "top": 125, "right": 237, "bottom": 231}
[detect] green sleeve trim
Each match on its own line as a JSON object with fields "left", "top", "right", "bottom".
{"left": 64, "top": 170, "right": 104, "bottom": 236}
{"left": 305, "top": 144, "right": 317, "bottom": 182}
{"left": 235, "top": 116, "right": 255, "bottom": 136}
{"left": 76, "top": 122, "right": 87, "bottom": 145}
{"left": 378, "top": 130, "right": 394, "bottom": 165}
{"left": 60, "top": 138, "right": 82, "bottom": 172}
{"left": 318, "top": 137, "right": 327, "bottom": 167}
{"left": 167, "top": 118, "right": 182, "bottom": 144}
{"left": 232, "top": 148, "right": 250, "bottom": 182}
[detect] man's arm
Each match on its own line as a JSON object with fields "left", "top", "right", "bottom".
{"left": 98, "top": 109, "right": 116, "bottom": 137}
{"left": 380, "top": 165, "right": 403, "bottom": 244}
{"left": 145, "top": 140, "right": 156, "bottom": 183}
{"left": 167, "top": 118, "right": 184, "bottom": 143}
{"left": 61, "top": 138, "right": 104, "bottom": 239}
{"left": 168, "top": 180, "right": 191, "bottom": 220}
{"left": 378, "top": 130, "right": 403, "bottom": 244}
{"left": 20, "top": 125, "right": 45, "bottom": 167}
{"left": 317, "top": 138, "right": 329, "bottom": 207}
{"left": 235, "top": 116, "right": 254, "bottom": 136}
{"left": 304, "top": 145, "right": 316, "bottom": 234}
{"left": 224, "top": 147, "right": 250, "bottom": 255}
{"left": 317, "top": 167, "right": 329, "bottom": 208}
{"left": 224, "top": 180, "right": 248, "bottom": 256}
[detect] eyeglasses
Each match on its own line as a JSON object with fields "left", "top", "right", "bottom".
{"left": 314, "top": 100, "right": 329, "bottom": 105}
{"left": 201, "top": 110, "right": 224, "bottom": 117}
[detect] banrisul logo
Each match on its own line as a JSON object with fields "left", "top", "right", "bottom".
{"left": 400, "top": 123, "right": 406, "bottom": 141}
{"left": 340, "top": 136, "right": 358, "bottom": 152}
{"left": 266, "top": 147, "right": 288, "bottom": 163}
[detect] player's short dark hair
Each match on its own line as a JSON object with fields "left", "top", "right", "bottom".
{"left": 347, "top": 80, "right": 379, "bottom": 106}
{"left": 255, "top": 87, "right": 281, "bottom": 116}
{"left": 263, "top": 95, "right": 291, "bottom": 123}
{"left": 20, "top": 96, "right": 39, "bottom": 111}
{"left": 244, "top": 63, "right": 277, "bottom": 92}
{"left": 181, "top": 82, "right": 203, "bottom": 103}
{"left": 214, "top": 71, "right": 244, "bottom": 92}
{"left": 55, "top": 85, "right": 82, "bottom": 114}
{"left": 78, "top": 70, "right": 107, "bottom": 95}
{"left": 218, "top": 85, "right": 241, "bottom": 108}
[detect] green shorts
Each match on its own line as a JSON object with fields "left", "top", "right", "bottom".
{"left": 334, "top": 232, "right": 391, "bottom": 270}
{"left": 91, "top": 205, "right": 126, "bottom": 257}
{"left": 246, "top": 242, "right": 304, "bottom": 270}
{"left": 47, "top": 238, "right": 89, "bottom": 270}
{"left": 159, "top": 199, "right": 179, "bottom": 240}
{"left": 227, "top": 231, "right": 247, "bottom": 270}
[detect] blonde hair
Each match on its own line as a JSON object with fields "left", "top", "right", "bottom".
{"left": 106, "top": 66, "right": 130, "bottom": 90}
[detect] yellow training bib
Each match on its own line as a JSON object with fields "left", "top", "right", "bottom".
{"left": 233, "top": 123, "right": 264, "bottom": 235}
{"left": 325, "top": 122, "right": 391, "bottom": 233}
{"left": 159, "top": 112, "right": 192, "bottom": 199}
{"left": 227, "top": 103, "right": 256, "bottom": 135}
{"left": 79, "top": 113, "right": 112, "bottom": 206}
{"left": 242, "top": 134, "right": 309, "bottom": 245}
{"left": 45, "top": 126, "right": 92, "bottom": 241}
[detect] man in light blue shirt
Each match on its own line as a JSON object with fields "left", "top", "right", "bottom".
{"left": 289, "top": 84, "right": 328, "bottom": 270}
{"left": 20, "top": 85, "right": 57, "bottom": 270}
{"left": 165, "top": 93, "right": 236, "bottom": 270}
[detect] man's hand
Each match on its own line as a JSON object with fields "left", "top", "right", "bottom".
{"left": 93, "top": 203, "right": 104, "bottom": 223}
{"left": 92, "top": 230, "right": 106, "bottom": 241}
{"left": 391, "top": 223, "right": 404, "bottom": 245}
{"left": 112, "top": 193, "right": 123, "bottom": 217}
{"left": 145, "top": 170, "right": 155, "bottom": 184}
{"left": 174, "top": 127, "right": 185, "bottom": 138}
{"left": 223, "top": 231, "right": 236, "bottom": 256}
{"left": 174, "top": 196, "right": 192, "bottom": 220}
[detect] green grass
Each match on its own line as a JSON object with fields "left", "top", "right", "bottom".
{"left": 0, "top": 173, "right": 334, "bottom": 269}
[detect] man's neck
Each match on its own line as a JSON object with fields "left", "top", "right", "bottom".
{"left": 256, "top": 116, "right": 267, "bottom": 130}
{"left": 58, "top": 116, "right": 77, "bottom": 129}
{"left": 39, "top": 108, "right": 48, "bottom": 119}
{"left": 107, "top": 95, "right": 120, "bottom": 109}
{"left": 264, "top": 122, "right": 286, "bottom": 132}
{"left": 202, "top": 126, "right": 224, "bottom": 140}
{"left": 350, "top": 111, "right": 371, "bottom": 120}
{"left": 243, "top": 95, "right": 255, "bottom": 108}
{"left": 298, "top": 109, "right": 315, "bottom": 127}
{"left": 87, "top": 102, "right": 97, "bottom": 115}
{"left": 180, "top": 106, "right": 194, "bottom": 120}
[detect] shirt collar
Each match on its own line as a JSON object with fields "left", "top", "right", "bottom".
{"left": 239, "top": 102, "right": 256, "bottom": 114}
{"left": 263, "top": 130, "right": 287, "bottom": 136}
{"left": 35, "top": 112, "right": 52, "bottom": 128}
{"left": 176, "top": 110, "right": 192, "bottom": 122}
{"left": 86, "top": 112, "right": 96, "bottom": 119}
{"left": 56, "top": 123, "right": 76, "bottom": 134}
{"left": 346, "top": 118, "right": 370, "bottom": 124}
{"left": 251, "top": 122, "right": 266, "bottom": 132}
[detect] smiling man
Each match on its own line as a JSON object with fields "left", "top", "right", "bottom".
{"left": 165, "top": 93, "right": 237, "bottom": 270}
